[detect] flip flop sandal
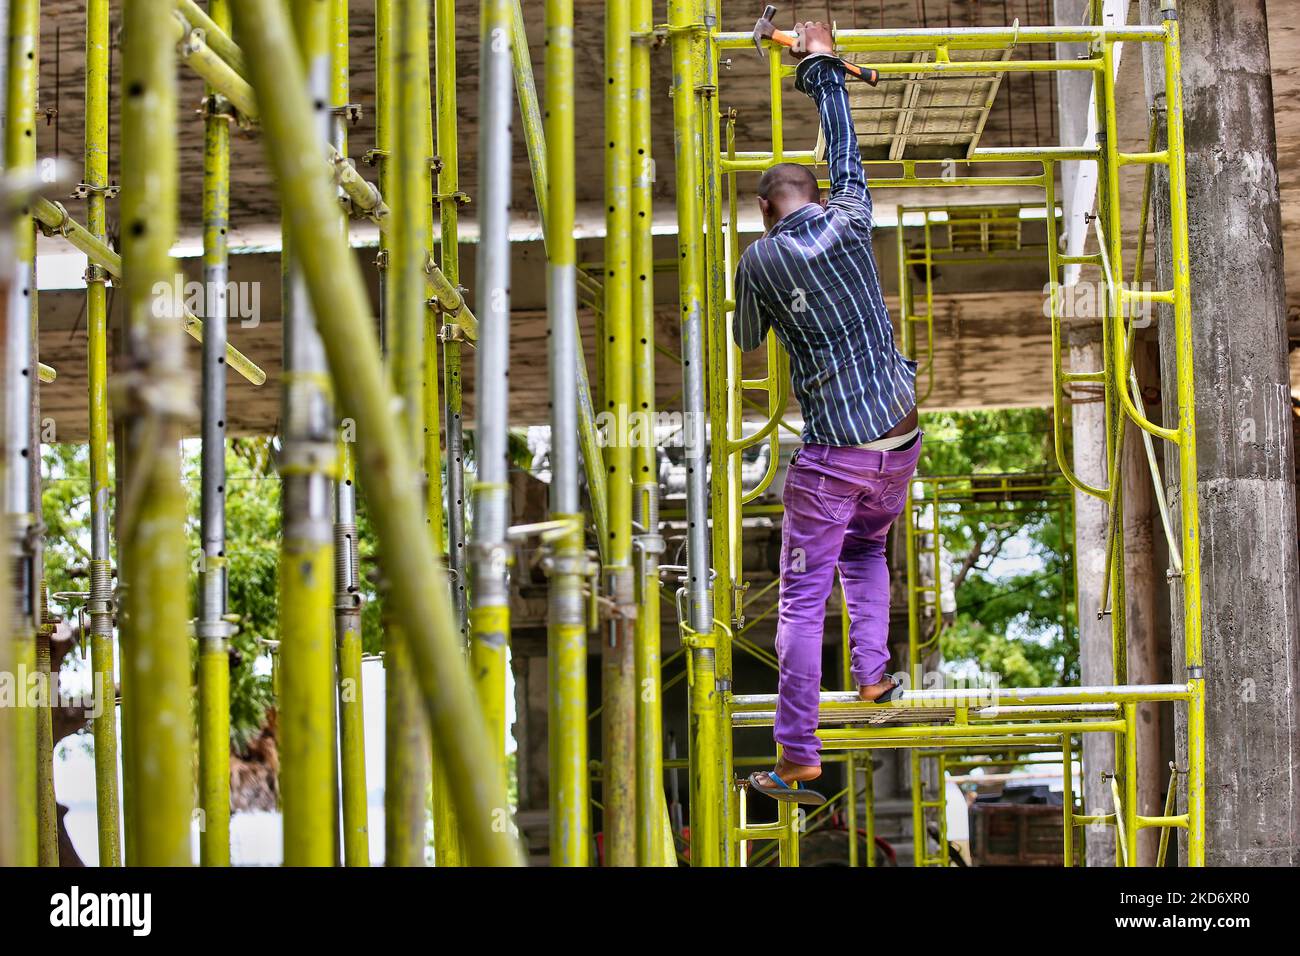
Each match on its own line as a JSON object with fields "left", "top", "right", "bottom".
{"left": 746, "top": 770, "right": 828, "bottom": 806}
{"left": 868, "top": 674, "right": 906, "bottom": 704}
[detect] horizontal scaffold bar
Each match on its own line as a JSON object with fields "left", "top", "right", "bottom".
{"left": 176, "top": 0, "right": 248, "bottom": 80}
{"left": 819, "top": 733, "right": 1065, "bottom": 752}
{"left": 973, "top": 703, "right": 1119, "bottom": 719}
{"left": 731, "top": 682, "right": 1193, "bottom": 713}
{"left": 170, "top": 0, "right": 477, "bottom": 342}
{"left": 33, "top": 197, "right": 267, "bottom": 386}
{"left": 714, "top": 25, "right": 1169, "bottom": 52}
{"left": 817, "top": 719, "right": 1126, "bottom": 739}
{"left": 721, "top": 147, "right": 1096, "bottom": 175}
{"left": 733, "top": 702, "right": 1123, "bottom": 728}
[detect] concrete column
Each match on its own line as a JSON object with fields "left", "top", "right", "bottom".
{"left": 1142, "top": 0, "right": 1300, "bottom": 865}
{"left": 1067, "top": 326, "right": 1115, "bottom": 866}
{"left": 1122, "top": 340, "right": 1166, "bottom": 866}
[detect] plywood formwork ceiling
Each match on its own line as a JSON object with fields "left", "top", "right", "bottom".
{"left": 27, "top": 1, "right": 1300, "bottom": 440}
{"left": 32, "top": 1, "right": 1061, "bottom": 235}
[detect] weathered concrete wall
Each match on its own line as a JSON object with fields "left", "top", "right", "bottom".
{"left": 1142, "top": 0, "right": 1300, "bottom": 865}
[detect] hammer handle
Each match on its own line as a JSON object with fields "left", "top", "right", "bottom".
{"left": 770, "top": 29, "right": 880, "bottom": 87}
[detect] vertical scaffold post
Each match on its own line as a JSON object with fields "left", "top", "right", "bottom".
{"left": 330, "top": 0, "right": 370, "bottom": 869}
{"left": 0, "top": 83, "right": 16, "bottom": 866}
{"left": 601, "top": 0, "right": 637, "bottom": 868}
{"left": 230, "top": 0, "right": 520, "bottom": 866}
{"left": 630, "top": 0, "right": 665, "bottom": 867}
{"left": 1062, "top": 732, "right": 1075, "bottom": 866}
{"left": 384, "top": 0, "right": 434, "bottom": 867}
{"left": 506, "top": 0, "right": 611, "bottom": 556}
{"left": 434, "top": 3, "right": 469, "bottom": 655}
{"left": 279, "top": 0, "right": 339, "bottom": 867}
{"left": 544, "top": 0, "right": 591, "bottom": 868}
{"left": 117, "top": 0, "right": 194, "bottom": 866}
{"left": 420, "top": 4, "right": 446, "bottom": 625}
{"left": 431, "top": 0, "right": 466, "bottom": 866}
{"left": 20, "top": 0, "right": 54, "bottom": 870}
{"left": 469, "top": 0, "right": 514, "bottom": 802}
{"left": 197, "top": 0, "right": 232, "bottom": 869}
{"left": 1159, "top": 7, "right": 1205, "bottom": 867}
{"left": 698, "top": 0, "right": 737, "bottom": 867}
{"left": 1122, "top": 702, "right": 1139, "bottom": 865}
{"left": 668, "top": 0, "right": 720, "bottom": 867}
{"left": 2, "top": 0, "right": 37, "bottom": 869}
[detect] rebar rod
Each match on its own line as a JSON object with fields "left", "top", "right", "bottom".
{"left": 117, "top": 0, "right": 194, "bottom": 866}
{"left": 230, "top": 0, "right": 520, "bottom": 866}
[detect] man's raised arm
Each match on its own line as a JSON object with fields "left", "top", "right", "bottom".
{"left": 793, "top": 23, "right": 871, "bottom": 221}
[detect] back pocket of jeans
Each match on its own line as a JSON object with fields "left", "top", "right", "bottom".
{"left": 814, "top": 476, "right": 859, "bottom": 522}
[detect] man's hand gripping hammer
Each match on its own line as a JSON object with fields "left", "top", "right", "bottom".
{"left": 752, "top": 5, "right": 880, "bottom": 86}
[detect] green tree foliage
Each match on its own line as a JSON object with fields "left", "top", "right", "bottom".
{"left": 916, "top": 407, "right": 1079, "bottom": 688}
{"left": 41, "top": 444, "right": 93, "bottom": 606}
{"left": 41, "top": 425, "right": 532, "bottom": 756}
{"left": 190, "top": 438, "right": 280, "bottom": 750}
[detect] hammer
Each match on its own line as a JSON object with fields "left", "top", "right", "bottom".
{"left": 753, "top": 5, "right": 879, "bottom": 86}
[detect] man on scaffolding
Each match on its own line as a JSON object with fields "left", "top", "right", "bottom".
{"left": 734, "top": 22, "right": 919, "bottom": 804}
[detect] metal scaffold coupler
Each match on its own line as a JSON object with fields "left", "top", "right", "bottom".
{"left": 198, "top": 93, "right": 239, "bottom": 124}
{"left": 331, "top": 103, "right": 363, "bottom": 126}
{"left": 541, "top": 552, "right": 596, "bottom": 580}
{"left": 439, "top": 319, "right": 469, "bottom": 343}
{"left": 72, "top": 181, "right": 120, "bottom": 201}
{"left": 35, "top": 200, "right": 73, "bottom": 238}
{"left": 195, "top": 618, "right": 236, "bottom": 643}
{"left": 333, "top": 589, "right": 364, "bottom": 614}
{"left": 432, "top": 190, "right": 471, "bottom": 208}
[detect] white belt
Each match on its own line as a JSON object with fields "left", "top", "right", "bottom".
{"left": 856, "top": 426, "right": 919, "bottom": 452}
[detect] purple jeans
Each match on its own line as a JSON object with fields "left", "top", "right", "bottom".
{"left": 774, "top": 438, "right": 922, "bottom": 767}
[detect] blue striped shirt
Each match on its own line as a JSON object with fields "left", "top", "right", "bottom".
{"left": 733, "top": 55, "right": 917, "bottom": 447}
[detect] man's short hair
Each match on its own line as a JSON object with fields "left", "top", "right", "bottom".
{"left": 757, "top": 162, "right": 820, "bottom": 206}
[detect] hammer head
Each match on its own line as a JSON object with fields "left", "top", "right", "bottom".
{"left": 753, "top": 4, "right": 779, "bottom": 56}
